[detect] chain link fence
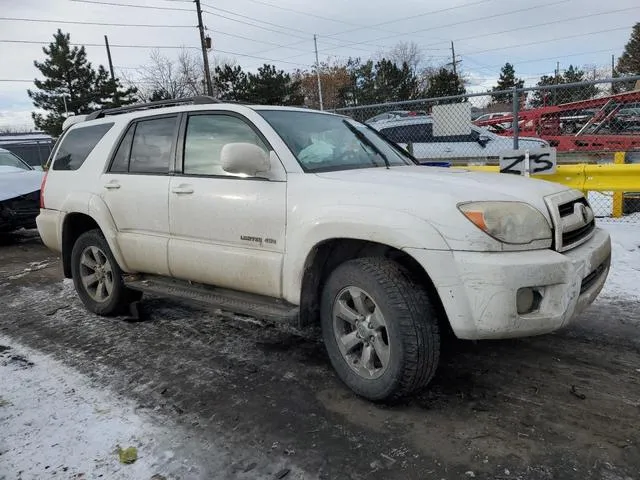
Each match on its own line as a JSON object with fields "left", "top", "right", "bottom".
{"left": 335, "top": 76, "right": 640, "bottom": 222}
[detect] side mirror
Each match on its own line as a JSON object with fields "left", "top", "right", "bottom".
{"left": 477, "top": 134, "right": 491, "bottom": 148}
{"left": 221, "top": 143, "right": 270, "bottom": 177}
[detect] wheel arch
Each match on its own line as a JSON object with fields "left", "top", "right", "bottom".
{"left": 296, "top": 238, "right": 450, "bottom": 335}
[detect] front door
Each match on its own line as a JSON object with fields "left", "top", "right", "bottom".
{"left": 100, "top": 115, "right": 179, "bottom": 275}
{"left": 168, "top": 112, "right": 286, "bottom": 298}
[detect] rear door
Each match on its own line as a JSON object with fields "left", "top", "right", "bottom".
{"left": 100, "top": 115, "right": 179, "bottom": 275}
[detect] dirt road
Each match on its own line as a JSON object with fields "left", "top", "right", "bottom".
{"left": 1, "top": 230, "right": 639, "bottom": 480}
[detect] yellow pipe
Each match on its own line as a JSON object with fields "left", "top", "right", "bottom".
{"left": 612, "top": 152, "right": 625, "bottom": 218}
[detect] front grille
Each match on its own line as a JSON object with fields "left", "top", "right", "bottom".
{"left": 545, "top": 191, "right": 596, "bottom": 252}
{"left": 558, "top": 197, "right": 588, "bottom": 217}
{"left": 580, "top": 256, "right": 610, "bottom": 294}
{"left": 562, "top": 220, "right": 595, "bottom": 246}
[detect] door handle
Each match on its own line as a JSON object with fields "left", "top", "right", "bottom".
{"left": 104, "top": 182, "right": 120, "bottom": 190}
{"left": 171, "top": 186, "right": 194, "bottom": 195}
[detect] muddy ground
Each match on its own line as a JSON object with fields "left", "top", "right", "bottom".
{"left": 1, "top": 230, "right": 639, "bottom": 480}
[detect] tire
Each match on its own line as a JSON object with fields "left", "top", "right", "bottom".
{"left": 70, "top": 229, "right": 138, "bottom": 316}
{"left": 320, "top": 257, "right": 440, "bottom": 402}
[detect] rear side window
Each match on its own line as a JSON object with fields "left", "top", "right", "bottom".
{"left": 109, "top": 124, "right": 135, "bottom": 173}
{"left": 52, "top": 123, "right": 113, "bottom": 171}
{"left": 129, "top": 116, "right": 177, "bottom": 174}
{"left": 381, "top": 124, "right": 433, "bottom": 143}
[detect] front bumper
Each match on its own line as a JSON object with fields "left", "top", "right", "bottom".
{"left": 0, "top": 191, "right": 40, "bottom": 233}
{"left": 406, "top": 227, "right": 611, "bottom": 340}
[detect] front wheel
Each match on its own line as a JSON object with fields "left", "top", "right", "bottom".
{"left": 321, "top": 257, "right": 441, "bottom": 402}
{"left": 70, "top": 229, "right": 138, "bottom": 316}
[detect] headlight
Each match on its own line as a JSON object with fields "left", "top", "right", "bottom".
{"left": 458, "top": 201, "right": 552, "bottom": 245}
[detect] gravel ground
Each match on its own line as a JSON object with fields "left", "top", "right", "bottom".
{"left": 0, "top": 228, "right": 639, "bottom": 480}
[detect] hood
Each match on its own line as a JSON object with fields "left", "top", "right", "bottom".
{"left": 0, "top": 166, "right": 44, "bottom": 202}
{"left": 315, "top": 165, "right": 567, "bottom": 219}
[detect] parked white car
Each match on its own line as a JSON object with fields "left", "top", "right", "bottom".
{"left": 37, "top": 98, "right": 610, "bottom": 401}
{"left": 370, "top": 116, "right": 548, "bottom": 162}
{"left": 0, "top": 148, "right": 44, "bottom": 232}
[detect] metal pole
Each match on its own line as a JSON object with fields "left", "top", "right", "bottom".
{"left": 512, "top": 86, "right": 519, "bottom": 151}
{"left": 62, "top": 95, "right": 68, "bottom": 116}
{"left": 195, "top": 0, "right": 213, "bottom": 96}
{"left": 313, "top": 34, "right": 324, "bottom": 110}
{"left": 451, "top": 41, "right": 457, "bottom": 76}
{"left": 104, "top": 35, "right": 115, "bottom": 80}
{"left": 611, "top": 54, "right": 615, "bottom": 95}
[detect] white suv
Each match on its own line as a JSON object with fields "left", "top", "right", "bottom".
{"left": 37, "top": 97, "right": 611, "bottom": 401}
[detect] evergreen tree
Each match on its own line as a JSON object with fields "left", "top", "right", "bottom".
{"left": 213, "top": 64, "right": 248, "bottom": 101}
{"left": 491, "top": 62, "right": 524, "bottom": 103}
{"left": 425, "top": 68, "right": 466, "bottom": 102}
{"left": 28, "top": 30, "right": 137, "bottom": 136}
{"left": 243, "top": 64, "right": 304, "bottom": 105}
{"left": 615, "top": 23, "right": 640, "bottom": 92}
{"left": 559, "top": 65, "right": 598, "bottom": 103}
{"left": 617, "top": 23, "right": 640, "bottom": 76}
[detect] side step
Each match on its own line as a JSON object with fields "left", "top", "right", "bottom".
{"left": 124, "top": 275, "right": 299, "bottom": 325}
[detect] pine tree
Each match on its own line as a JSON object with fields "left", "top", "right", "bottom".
{"left": 559, "top": 65, "right": 598, "bottom": 103}
{"left": 425, "top": 68, "right": 466, "bottom": 102}
{"left": 491, "top": 62, "right": 524, "bottom": 103}
{"left": 94, "top": 65, "right": 139, "bottom": 109}
{"left": 244, "top": 64, "right": 304, "bottom": 105}
{"left": 28, "top": 30, "right": 138, "bottom": 136}
{"left": 213, "top": 64, "right": 248, "bottom": 101}
{"left": 617, "top": 23, "right": 640, "bottom": 76}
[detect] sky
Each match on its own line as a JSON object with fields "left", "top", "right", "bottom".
{"left": 0, "top": 0, "right": 637, "bottom": 130}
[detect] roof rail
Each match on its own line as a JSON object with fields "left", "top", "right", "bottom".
{"left": 85, "top": 96, "right": 220, "bottom": 120}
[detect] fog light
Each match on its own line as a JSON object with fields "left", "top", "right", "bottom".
{"left": 517, "top": 288, "right": 535, "bottom": 314}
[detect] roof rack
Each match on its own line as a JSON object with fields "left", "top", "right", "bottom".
{"left": 85, "top": 96, "right": 221, "bottom": 120}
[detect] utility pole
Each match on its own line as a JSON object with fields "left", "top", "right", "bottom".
{"left": 450, "top": 41, "right": 458, "bottom": 76}
{"left": 104, "top": 35, "right": 115, "bottom": 80}
{"left": 313, "top": 34, "right": 324, "bottom": 110}
{"left": 195, "top": 0, "right": 213, "bottom": 96}
{"left": 553, "top": 61, "right": 560, "bottom": 105}
{"left": 611, "top": 54, "right": 615, "bottom": 95}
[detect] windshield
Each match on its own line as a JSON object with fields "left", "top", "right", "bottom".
{"left": 258, "top": 110, "right": 416, "bottom": 172}
{"left": 0, "top": 151, "right": 31, "bottom": 170}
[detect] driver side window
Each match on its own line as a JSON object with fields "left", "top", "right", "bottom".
{"left": 183, "top": 114, "right": 268, "bottom": 177}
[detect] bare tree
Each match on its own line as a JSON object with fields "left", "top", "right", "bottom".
{"left": 380, "top": 41, "right": 424, "bottom": 72}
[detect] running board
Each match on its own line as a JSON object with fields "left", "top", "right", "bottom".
{"left": 124, "top": 275, "right": 299, "bottom": 324}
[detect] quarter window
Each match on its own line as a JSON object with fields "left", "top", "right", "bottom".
{"left": 183, "top": 114, "right": 267, "bottom": 177}
{"left": 52, "top": 123, "right": 113, "bottom": 171}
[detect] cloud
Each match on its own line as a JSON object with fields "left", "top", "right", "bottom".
{"left": 0, "top": 0, "right": 636, "bottom": 125}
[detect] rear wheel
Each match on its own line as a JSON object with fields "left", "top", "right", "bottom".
{"left": 321, "top": 257, "right": 440, "bottom": 401}
{"left": 71, "top": 229, "right": 138, "bottom": 315}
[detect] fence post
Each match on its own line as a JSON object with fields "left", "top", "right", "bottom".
{"left": 512, "top": 87, "right": 519, "bottom": 151}
{"left": 612, "top": 151, "right": 626, "bottom": 218}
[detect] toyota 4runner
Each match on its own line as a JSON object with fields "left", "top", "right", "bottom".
{"left": 37, "top": 97, "right": 611, "bottom": 401}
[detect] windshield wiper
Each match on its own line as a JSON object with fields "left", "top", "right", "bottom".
{"left": 342, "top": 120, "right": 390, "bottom": 169}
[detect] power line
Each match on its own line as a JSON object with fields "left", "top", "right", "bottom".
{"left": 233, "top": 0, "right": 363, "bottom": 27}
{"left": 0, "top": 16, "right": 194, "bottom": 28}
{"left": 273, "top": 0, "right": 572, "bottom": 61}
{"left": 201, "top": 2, "right": 308, "bottom": 35}
{"left": 463, "top": 25, "right": 632, "bottom": 56}
{"left": 421, "top": 6, "right": 640, "bottom": 49}
{"left": 69, "top": 0, "right": 193, "bottom": 11}
{"left": 0, "top": 39, "right": 200, "bottom": 49}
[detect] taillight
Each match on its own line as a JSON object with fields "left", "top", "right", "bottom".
{"left": 40, "top": 172, "right": 48, "bottom": 209}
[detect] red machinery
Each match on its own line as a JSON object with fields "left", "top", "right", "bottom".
{"left": 474, "top": 90, "right": 640, "bottom": 152}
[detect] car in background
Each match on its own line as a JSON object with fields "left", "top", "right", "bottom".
{"left": 365, "top": 110, "right": 427, "bottom": 124}
{"left": 0, "top": 148, "right": 44, "bottom": 233}
{"left": 370, "top": 116, "right": 548, "bottom": 162}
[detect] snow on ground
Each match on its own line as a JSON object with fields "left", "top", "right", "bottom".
{"left": 0, "top": 337, "right": 204, "bottom": 480}
{"left": 598, "top": 221, "right": 640, "bottom": 302}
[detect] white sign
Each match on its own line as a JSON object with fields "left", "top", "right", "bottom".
{"left": 499, "top": 147, "right": 557, "bottom": 175}
{"left": 431, "top": 103, "right": 471, "bottom": 136}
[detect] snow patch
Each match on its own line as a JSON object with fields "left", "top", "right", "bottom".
{"left": 598, "top": 222, "right": 640, "bottom": 302}
{"left": 0, "top": 337, "right": 202, "bottom": 480}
